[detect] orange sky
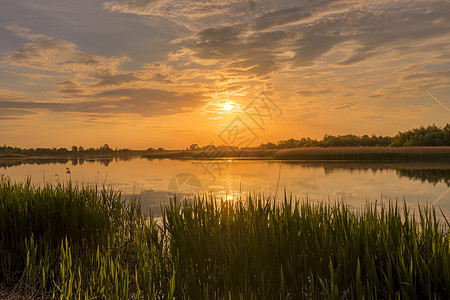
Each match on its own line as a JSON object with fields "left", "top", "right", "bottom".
{"left": 0, "top": 0, "right": 449, "bottom": 149}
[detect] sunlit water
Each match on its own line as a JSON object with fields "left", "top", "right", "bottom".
{"left": 1, "top": 157, "right": 450, "bottom": 219}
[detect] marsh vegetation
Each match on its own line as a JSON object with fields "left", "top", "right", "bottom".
{"left": 0, "top": 180, "right": 449, "bottom": 299}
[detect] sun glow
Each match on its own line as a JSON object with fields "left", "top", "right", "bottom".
{"left": 223, "top": 102, "right": 234, "bottom": 111}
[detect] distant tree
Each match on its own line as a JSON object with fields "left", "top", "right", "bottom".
{"left": 390, "top": 123, "right": 450, "bottom": 147}
{"left": 57, "top": 148, "right": 69, "bottom": 154}
{"left": 190, "top": 144, "right": 199, "bottom": 150}
{"left": 258, "top": 141, "right": 278, "bottom": 149}
{"left": 101, "top": 144, "right": 112, "bottom": 152}
{"left": 71, "top": 145, "right": 78, "bottom": 153}
{"left": 278, "top": 138, "right": 301, "bottom": 148}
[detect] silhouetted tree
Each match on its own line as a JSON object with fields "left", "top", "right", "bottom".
{"left": 390, "top": 124, "right": 450, "bottom": 147}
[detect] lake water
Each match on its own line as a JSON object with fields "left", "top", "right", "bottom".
{"left": 1, "top": 157, "right": 450, "bottom": 219}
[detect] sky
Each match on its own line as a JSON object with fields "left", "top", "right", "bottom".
{"left": 0, "top": 0, "right": 449, "bottom": 149}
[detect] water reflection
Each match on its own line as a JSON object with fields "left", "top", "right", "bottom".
{"left": 0, "top": 156, "right": 137, "bottom": 169}
{"left": 281, "top": 161, "right": 450, "bottom": 187}
{"left": 396, "top": 169, "right": 450, "bottom": 186}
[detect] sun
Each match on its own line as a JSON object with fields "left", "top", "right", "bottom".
{"left": 223, "top": 102, "right": 234, "bottom": 111}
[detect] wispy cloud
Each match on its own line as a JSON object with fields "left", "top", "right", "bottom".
{"left": 167, "top": 0, "right": 450, "bottom": 85}
{"left": 102, "top": 0, "right": 267, "bottom": 31}
{"left": 1, "top": 25, "right": 210, "bottom": 119}
{"left": 334, "top": 103, "right": 357, "bottom": 111}
{"left": 2, "top": 25, "right": 128, "bottom": 76}
{"left": 0, "top": 88, "right": 206, "bottom": 117}
{"left": 6, "top": 70, "right": 53, "bottom": 79}
{"left": 1, "top": 0, "right": 449, "bottom": 146}
{"left": 297, "top": 89, "right": 333, "bottom": 96}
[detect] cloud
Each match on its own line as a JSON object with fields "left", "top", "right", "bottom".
{"left": 98, "top": 0, "right": 450, "bottom": 103}
{"left": 182, "top": 27, "right": 291, "bottom": 76}
{"left": 6, "top": 70, "right": 53, "bottom": 79}
{"left": 92, "top": 88, "right": 205, "bottom": 116}
{"left": 4, "top": 24, "right": 48, "bottom": 41}
{"left": 56, "top": 80, "right": 86, "bottom": 96}
{"left": 403, "top": 70, "right": 450, "bottom": 81}
{"left": 2, "top": 1, "right": 449, "bottom": 133}
{"left": 0, "top": 108, "right": 35, "bottom": 120}
{"left": 0, "top": 88, "right": 207, "bottom": 117}
{"left": 293, "top": 35, "right": 344, "bottom": 66}
{"left": 0, "top": 88, "right": 25, "bottom": 99}
{"left": 103, "top": 0, "right": 162, "bottom": 15}
{"left": 297, "top": 89, "right": 332, "bottom": 96}
{"left": 2, "top": 25, "right": 128, "bottom": 76}
{"left": 171, "top": 0, "right": 450, "bottom": 78}
{"left": 1, "top": 26, "right": 212, "bottom": 121}
{"left": 298, "top": 2, "right": 450, "bottom": 66}
{"left": 334, "top": 103, "right": 357, "bottom": 110}
{"left": 297, "top": 112, "right": 320, "bottom": 120}
{"left": 92, "top": 69, "right": 173, "bottom": 88}
{"left": 250, "top": 7, "right": 311, "bottom": 31}
{"left": 93, "top": 73, "right": 139, "bottom": 87}
{"left": 102, "top": 0, "right": 263, "bottom": 15}
{"left": 102, "top": 0, "right": 326, "bottom": 30}
{"left": 102, "top": 0, "right": 268, "bottom": 31}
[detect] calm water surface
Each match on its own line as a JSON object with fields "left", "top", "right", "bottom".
{"left": 1, "top": 157, "right": 450, "bottom": 218}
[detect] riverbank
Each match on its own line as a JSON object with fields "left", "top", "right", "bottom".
{"left": 0, "top": 154, "right": 141, "bottom": 169}
{"left": 2, "top": 147, "right": 450, "bottom": 163}
{"left": 1, "top": 181, "right": 449, "bottom": 299}
{"left": 142, "top": 146, "right": 450, "bottom": 161}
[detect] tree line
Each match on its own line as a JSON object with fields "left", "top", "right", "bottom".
{"left": 0, "top": 144, "right": 139, "bottom": 156}
{"left": 2, "top": 124, "right": 450, "bottom": 156}
{"left": 257, "top": 124, "right": 450, "bottom": 149}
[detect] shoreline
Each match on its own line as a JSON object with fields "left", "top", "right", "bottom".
{"left": 142, "top": 146, "right": 450, "bottom": 161}
{"left": 2, "top": 146, "right": 450, "bottom": 162}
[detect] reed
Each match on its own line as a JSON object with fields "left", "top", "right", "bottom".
{"left": 272, "top": 147, "right": 450, "bottom": 161}
{"left": 0, "top": 180, "right": 449, "bottom": 299}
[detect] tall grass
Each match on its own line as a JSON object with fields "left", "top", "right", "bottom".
{"left": 0, "top": 180, "right": 449, "bottom": 299}
{"left": 142, "top": 147, "right": 450, "bottom": 161}
{"left": 272, "top": 147, "right": 450, "bottom": 161}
